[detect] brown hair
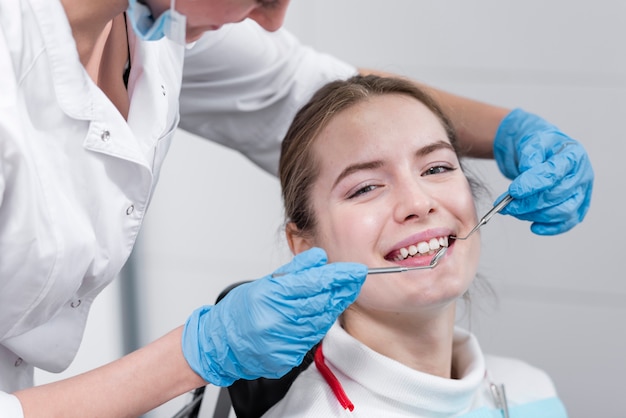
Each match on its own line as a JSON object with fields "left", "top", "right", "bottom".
{"left": 279, "top": 74, "right": 461, "bottom": 238}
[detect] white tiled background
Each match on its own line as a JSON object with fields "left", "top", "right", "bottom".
{"left": 37, "top": 1, "right": 625, "bottom": 417}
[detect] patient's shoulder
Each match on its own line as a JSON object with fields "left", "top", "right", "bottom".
{"left": 484, "top": 354, "right": 559, "bottom": 403}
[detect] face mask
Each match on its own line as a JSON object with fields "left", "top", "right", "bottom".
{"left": 127, "top": 0, "right": 187, "bottom": 45}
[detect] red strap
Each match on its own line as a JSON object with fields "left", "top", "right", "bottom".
{"left": 314, "top": 343, "right": 355, "bottom": 412}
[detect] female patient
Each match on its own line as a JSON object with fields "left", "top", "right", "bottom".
{"left": 264, "top": 75, "right": 567, "bottom": 417}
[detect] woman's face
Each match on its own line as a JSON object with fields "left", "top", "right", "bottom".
{"left": 292, "top": 94, "right": 480, "bottom": 313}
{"left": 150, "top": 0, "right": 291, "bottom": 42}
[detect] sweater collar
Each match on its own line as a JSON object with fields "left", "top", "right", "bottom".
{"left": 323, "top": 323, "right": 486, "bottom": 415}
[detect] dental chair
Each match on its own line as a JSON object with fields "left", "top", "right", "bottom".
{"left": 172, "top": 281, "right": 318, "bottom": 418}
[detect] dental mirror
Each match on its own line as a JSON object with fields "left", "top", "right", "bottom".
{"left": 367, "top": 245, "right": 448, "bottom": 275}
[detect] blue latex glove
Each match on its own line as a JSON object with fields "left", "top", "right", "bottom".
{"left": 182, "top": 247, "right": 367, "bottom": 386}
{"left": 493, "top": 108, "right": 594, "bottom": 235}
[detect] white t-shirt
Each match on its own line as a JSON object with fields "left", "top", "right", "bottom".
{"left": 0, "top": 0, "right": 356, "bottom": 412}
{"left": 263, "top": 323, "right": 568, "bottom": 417}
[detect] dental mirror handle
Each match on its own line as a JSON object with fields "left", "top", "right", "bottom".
{"left": 368, "top": 246, "right": 447, "bottom": 275}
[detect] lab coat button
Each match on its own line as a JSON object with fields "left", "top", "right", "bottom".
{"left": 126, "top": 205, "right": 135, "bottom": 215}
{"left": 14, "top": 357, "right": 23, "bottom": 367}
{"left": 161, "top": 85, "right": 166, "bottom": 96}
{"left": 100, "top": 130, "right": 111, "bottom": 142}
{"left": 71, "top": 299, "right": 81, "bottom": 308}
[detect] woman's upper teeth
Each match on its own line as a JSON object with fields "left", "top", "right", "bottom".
{"left": 396, "top": 236, "right": 449, "bottom": 261}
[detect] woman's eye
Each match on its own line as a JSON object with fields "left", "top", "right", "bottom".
{"left": 348, "top": 184, "right": 378, "bottom": 199}
{"left": 422, "top": 165, "right": 454, "bottom": 176}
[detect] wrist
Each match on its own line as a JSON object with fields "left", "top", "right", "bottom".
{"left": 493, "top": 108, "right": 527, "bottom": 179}
{"left": 182, "top": 305, "right": 236, "bottom": 387}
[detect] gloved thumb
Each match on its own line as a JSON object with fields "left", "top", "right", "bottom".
{"left": 271, "top": 247, "right": 328, "bottom": 277}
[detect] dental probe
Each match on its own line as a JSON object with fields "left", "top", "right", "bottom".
{"left": 449, "top": 194, "right": 514, "bottom": 241}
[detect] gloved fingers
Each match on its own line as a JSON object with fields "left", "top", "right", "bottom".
{"left": 502, "top": 139, "right": 593, "bottom": 233}
{"left": 268, "top": 261, "right": 367, "bottom": 299}
{"left": 242, "top": 263, "right": 365, "bottom": 331}
{"left": 225, "top": 261, "right": 365, "bottom": 341}
{"left": 271, "top": 247, "right": 328, "bottom": 277}
{"left": 493, "top": 109, "right": 594, "bottom": 236}
{"left": 281, "top": 280, "right": 363, "bottom": 319}
{"left": 503, "top": 193, "right": 575, "bottom": 223}
{"left": 530, "top": 216, "right": 580, "bottom": 236}
{"left": 228, "top": 281, "right": 360, "bottom": 379}
{"left": 508, "top": 148, "right": 581, "bottom": 198}
{"left": 231, "top": 328, "right": 322, "bottom": 379}
{"left": 182, "top": 256, "right": 367, "bottom": 385}
{"left": 503, "top": 174, "right": 587, "bottom": 217}
{"left": 225, "top": 261, "right": 364, "bottom": 333}
{"left": 254, "top": 302, "right": 341, "bottom": 345}
{"left": 515, "top": 132, "right": 574, "bottom": 172}
{"left": 235, "top": 330, "right": 323, "bottom": 379}
{"left": 502, "top": 189, "right": 588, "bottom": 235}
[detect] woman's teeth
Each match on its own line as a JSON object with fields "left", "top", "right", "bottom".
{"left": 394, "top": 236, "right": 449, "bottom": 261}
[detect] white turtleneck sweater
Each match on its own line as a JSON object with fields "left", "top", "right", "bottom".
{"left": 263, "top": 323, "right": 567, "bottom": 417}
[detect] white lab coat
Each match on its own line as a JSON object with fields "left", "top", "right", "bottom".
{"left": 0, "top": 0, "right": 355, "bottom": 413}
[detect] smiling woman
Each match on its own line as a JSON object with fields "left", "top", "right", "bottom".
{"left": 264, "top": 74, "right": 569, "bottom": 417}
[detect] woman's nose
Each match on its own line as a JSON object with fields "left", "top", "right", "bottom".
{"left": 393, "top": 182, "right": 437, "bottom": 223}
{"left": 248, "top": 1, "right": 291, "bottom": 32}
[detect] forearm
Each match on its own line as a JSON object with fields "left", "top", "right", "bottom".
{"left": 358, "top": 68, "right": 510, "bottom": 158}
{"left": 15, "top": 326, "right": 206, "bottom": 418}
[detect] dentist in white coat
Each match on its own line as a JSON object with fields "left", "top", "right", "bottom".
{"left": 0, "top": 0, "right": 593, "bottom": 416}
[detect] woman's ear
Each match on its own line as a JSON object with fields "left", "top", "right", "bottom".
{"left": 285, "top": 222, "right": 314, "bottom": 255}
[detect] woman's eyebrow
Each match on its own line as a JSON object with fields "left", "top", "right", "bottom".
{"left": 332, "top": 140, "right": 454, "bottom": 188}
{"left": 415, "top": 140, "right": 455, "bottom": 158}
{"left": 333, "top": 160, "right": 383, "bottom": 189}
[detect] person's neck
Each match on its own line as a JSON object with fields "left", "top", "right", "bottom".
{"left": 61, "top": 0, "right": 129, "bottom": 66}
{"left": 341, "top": 306, "right": 457, "bottom": 379}
{"left": 61, "top": 0, "right": 133, "bottom": 119}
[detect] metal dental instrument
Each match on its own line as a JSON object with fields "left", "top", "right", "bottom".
{"left": 274, "top": 195, "right": 511, "bottom": 278}
{"left": 367, "top": 245, "right": 448, "bottom": 275}
{"left": 367, "top": 193, "right": 512, "bottom": 274}
{"left": 450, "top": 193, "right": 514, "bottom": 240}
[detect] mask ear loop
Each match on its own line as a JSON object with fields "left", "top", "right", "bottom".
{"left": 164, "top": 0, "right": 188, "bottom": 45}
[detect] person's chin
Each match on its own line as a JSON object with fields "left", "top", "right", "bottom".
{"left": 186, "top": 26, "right": 218, "bottom": 42}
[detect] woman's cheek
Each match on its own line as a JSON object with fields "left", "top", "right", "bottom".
{"left": 457, "top": 182, "right": 478, "bottom": 225}
{"left": 331, "top": 209, "right": 382, "bottom": 260}
{"left": 355, "top": 277, "right": 401, "bottom": 309}
{"left": 354, "top": 279, "right": 383, "bottom": 308}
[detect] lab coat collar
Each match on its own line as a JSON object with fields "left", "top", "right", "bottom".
{"left": 29, "top": 0, "right": 96, "bottom": 121}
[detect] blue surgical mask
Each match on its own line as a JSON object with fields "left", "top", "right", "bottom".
{"left": 127, "top": 0, "right": 187, "bottom": 44}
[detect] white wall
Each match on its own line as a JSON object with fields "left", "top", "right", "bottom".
{"left": 40, "top": 1, "right": 624, "bottom": 417}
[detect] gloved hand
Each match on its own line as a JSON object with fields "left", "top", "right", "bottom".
{"left": 182, "top": 247, "right": 367, "bottom": 386}
{"left": 493, "top": 108, "right": 594, "bottom": 235}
